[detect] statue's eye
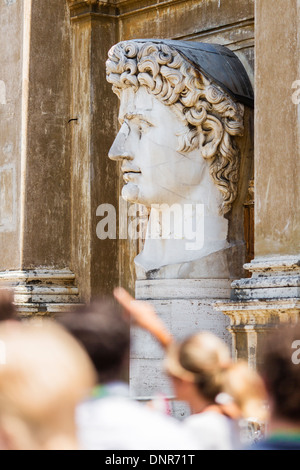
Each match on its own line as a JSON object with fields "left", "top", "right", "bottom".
{"left": 137, "top": 120, "right": 152, "bottom": 134}
{"left": 130, "top": 118, "right": 154, "bottom": 140}
{"left": 137, "top": 121, "right": 150, "bottom": 139}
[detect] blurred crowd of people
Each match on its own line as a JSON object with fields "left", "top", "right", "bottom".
{"left": 0, "top": 288, "right": 299, "bottom": 451}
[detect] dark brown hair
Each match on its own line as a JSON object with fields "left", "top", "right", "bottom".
{"left": 58, "top": 298, "right": 130, "bottom": 384}
{"left": 261, "top": 323, "right": 300, "bottom": 423}
{"left": 0, "top": 289, "right": 17, "bottom": 322}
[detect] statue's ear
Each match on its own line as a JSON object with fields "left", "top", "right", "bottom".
{"left": 199, "top": 115, "right": 223, "bottom": 159}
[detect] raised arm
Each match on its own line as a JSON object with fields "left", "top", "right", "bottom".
{"left": 114, "top": 287, "right": 173, "bottom": 349}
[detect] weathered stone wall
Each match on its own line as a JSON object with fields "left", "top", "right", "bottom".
{"left": 0, "top": 0, "right": 23, "bottom": 269}
{"left": 0, "top": 0, "right": 72, "bottom": 271}
{"left": 22, "top": 0, "right": 72, "bottom": 269}
{"left": 0, "top": 1, "right": 79, "bottom": 315}
{"left": 255, "top": 0, "right": 300, "bottom": 257}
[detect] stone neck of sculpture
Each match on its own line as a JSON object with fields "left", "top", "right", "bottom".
{"left": 135, "top": 162, "right": 230, "bottom": 273}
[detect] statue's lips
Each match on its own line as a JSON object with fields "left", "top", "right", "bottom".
{"left": 122, "top": 169, "right": 142, "bottom": 183}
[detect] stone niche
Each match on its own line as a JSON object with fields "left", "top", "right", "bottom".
{"left": 106, "top": 37, "right": 254, "bottom": 405}
{"left": 0, "top": 0, "right": 254, "bottom": 369}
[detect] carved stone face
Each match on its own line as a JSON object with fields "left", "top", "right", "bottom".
{"left": 108, "top": 87, "right": 208, "bottom": 207}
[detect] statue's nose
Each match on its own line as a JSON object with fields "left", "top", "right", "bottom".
{"left": 108, "top": 123, "right": 132, "bottom": 161}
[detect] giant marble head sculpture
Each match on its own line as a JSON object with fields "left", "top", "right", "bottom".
{"left": 106, "top": 40, "right": 253, "bottom": 277}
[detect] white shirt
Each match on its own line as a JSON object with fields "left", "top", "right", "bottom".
{"left": 77, "top": 383, "right": 201, "bottom": 450}
{"left": 184, "top": 411, "right": 241, "bottom": 450}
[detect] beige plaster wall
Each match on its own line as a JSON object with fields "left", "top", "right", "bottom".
{"left": 255, "top": 0, "right": 300, "bottom": 257}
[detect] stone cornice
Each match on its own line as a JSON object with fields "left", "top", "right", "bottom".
{"left": 67, "top": 0, "right": 117, "bottom": 20}
{"left": 67, "top": 0, "right": 110, "bottom": 6}
{"left": 67, "top": 0, "right": 255, "bottom": 23}
{"left": 111, "top": 0, "right": 196, "bottom": 17}
{"left": 66, "top": 0, "right": 200, "bottom": 20}
{"left": 67, "top": 0, "right": 110, "bottom": 9}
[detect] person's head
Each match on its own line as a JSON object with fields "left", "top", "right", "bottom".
{"left": 0, "top": 320, "right": 96, "bottom": 450}
{"left": 59, "top": 298, "right": 130, "bottom": 384}
{"left": 165, "top": 332, "right": 266, "bottom": 419}
{"left": 260, "top": 323, "right": 300, "bottom": 425}
{"left": 0, "top": 289, "right": 17, "bottom": 322}
{"left": 106, "top": 40, "right": 244, "bottom": 213}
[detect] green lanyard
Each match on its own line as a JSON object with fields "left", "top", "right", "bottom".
{"left": 91, "top": 385, "right": 110, "bottom": 400}
{"left": 269, "top": 431, "right": 300, "bottom": 443}
{"left": 90, "top": 383, "right": 130, "bottom": 400}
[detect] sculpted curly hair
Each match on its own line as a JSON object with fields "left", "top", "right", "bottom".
{"left": 106, "top": 41, "right": 245, "bottom": 214}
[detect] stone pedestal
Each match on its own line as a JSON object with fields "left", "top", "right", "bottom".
{"left": 131, "top": 279, "right": 232, "bottom": 410}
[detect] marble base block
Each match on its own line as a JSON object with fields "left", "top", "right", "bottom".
{"left": 130, "top": 279, "right": 232, "bottom": 415}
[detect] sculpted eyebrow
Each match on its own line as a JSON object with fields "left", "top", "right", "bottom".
{"left": 123, "top": 113, "right": 154, "bottom": 125}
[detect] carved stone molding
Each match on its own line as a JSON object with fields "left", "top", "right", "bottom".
{"left": 114, "top": 0, "right": 194, "bottom": 15}
{"left": 67, "top": 0, "right": 116, "bottom": 20}
{"left": 67, "top": 0, "right": 110, "bottom": 7}
{"left": 215, "top": 299, "right": 300, "bottom": 326}
{"left": 231, "top": 256, "right": 300, "bottom": 300}
{"left": 215, "top": 298, "right": 300, "bottom": 368}
{"left": 244, "top": 256, "right": 300, "bottom": 274}
{"left": 67, "top": 0, "right": 229, "bottom": 20}
{"left": 0, "top": 270, "right": 81, "bottom": 318}
{"left": 215, "top": 255, "right": 300, "bottom": 367}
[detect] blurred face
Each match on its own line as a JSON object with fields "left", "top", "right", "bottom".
{"left": 108, "top": 87, "right": 207, "bottom": 206}
{"left": 169, "top": 375, "right": 197, "bottom": 404}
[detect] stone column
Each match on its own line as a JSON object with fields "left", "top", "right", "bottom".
{"left": 0, "top": 0, "right": 80, "bottom": 317}
{"left": 67, "top": 0, "right": 120, "bottom": 301}
{"left": 216, "top": 0, "right": 300, "bottom": 369}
